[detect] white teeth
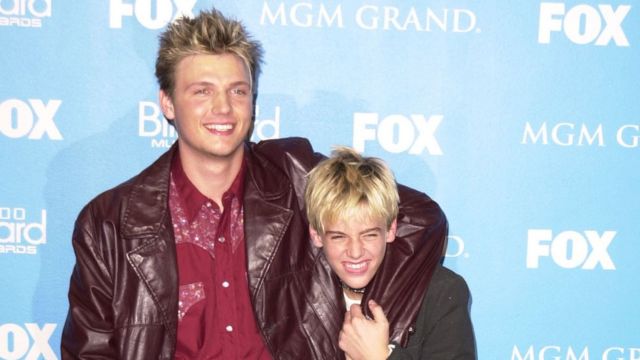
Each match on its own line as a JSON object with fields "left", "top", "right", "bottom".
{"left": 205, "top": 124, "right": 233, "bottom": 131}
{"left": 345, "top": 262, "right": 366, "bottom": 270}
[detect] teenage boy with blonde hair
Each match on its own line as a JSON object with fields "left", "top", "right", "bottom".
{"left": 306, "top": 147, "right": 477, "bottom": 359}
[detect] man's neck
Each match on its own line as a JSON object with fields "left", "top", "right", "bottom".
{"left": 178, "top": 147, "right": 244, "bottom": 207}
{"left": 344, "top": 288, "right": 364, "bottom": 302}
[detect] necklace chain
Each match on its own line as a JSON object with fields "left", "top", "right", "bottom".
{"left": 341, "top": 281, "right": 366, "bottom": 294}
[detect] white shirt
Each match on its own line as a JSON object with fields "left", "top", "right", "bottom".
{"left": 342, "top": 291, "right": 396, "bottom": 357}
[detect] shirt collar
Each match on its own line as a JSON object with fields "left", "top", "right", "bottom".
{"left": 171, "top": 149, "right": 246, "bottom": 223}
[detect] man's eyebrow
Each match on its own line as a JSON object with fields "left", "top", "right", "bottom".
{"left": 185, "top": 81, "right": 213, "bottom": 89}
{"left": 186, "top": 80, "right": 250, "bottom": 88}
{"left": 230, "top": 80, "right": 250, "bottom": 86}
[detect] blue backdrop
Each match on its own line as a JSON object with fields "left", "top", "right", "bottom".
{"left": 1, "top": 1, "right": 639, "bottom": 359}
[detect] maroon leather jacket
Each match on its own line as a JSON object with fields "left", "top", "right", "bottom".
{"left": 61, "top": 137, "right": 446, "bottom": 359}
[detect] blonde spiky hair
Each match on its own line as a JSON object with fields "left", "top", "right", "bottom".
{"left": 305, "top": 146, "right": 399, "bottom": 234}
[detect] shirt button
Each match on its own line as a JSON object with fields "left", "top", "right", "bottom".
{"left": 222, "top": 281, "right": 230, "bottom": 288}
{"left": 218, "top": 236, "right": 225, "bottom": 243}
{"left": 225, "top": 325, "right": 233, "bottom": 332}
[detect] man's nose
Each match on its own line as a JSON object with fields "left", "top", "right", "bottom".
{"left": 211, "top": 92, "right": 231, "bottom": 114}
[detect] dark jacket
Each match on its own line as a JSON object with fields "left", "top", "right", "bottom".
{"left": 390, "top": 265, "right": 477, "bottom": 360}
{"left": 61, "top": 138, "right": 447, "bottom": 359}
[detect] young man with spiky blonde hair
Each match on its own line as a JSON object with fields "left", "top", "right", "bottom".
{"left": 306, "top": 147, "right": 477, "bottom": 359}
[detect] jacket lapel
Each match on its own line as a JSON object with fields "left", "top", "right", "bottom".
{"left": 243, "top": 151, "right": 293, "bottom": 295}
{"left": 122, "top": 145, "right": 178, "bottom": 334}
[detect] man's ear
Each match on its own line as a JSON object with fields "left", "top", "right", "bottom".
{"left": 159, "top": 89, "right": 175, "bottom": 120}
{"left": 309, "top": 226, "right": 324, "bottom": 248}
{"left": 386, "top": 218, "right": 398, "bottom": 243}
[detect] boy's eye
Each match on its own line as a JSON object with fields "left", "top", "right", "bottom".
{"left": 364, "top": 233, "right": 380, "bottom": 240}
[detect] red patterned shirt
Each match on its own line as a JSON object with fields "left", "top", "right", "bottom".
{"left": 170, "top": 154, "right": 271, "bottom": 359}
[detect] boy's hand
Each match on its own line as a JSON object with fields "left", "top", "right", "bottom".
{"left": 339, "top": 300, "right": 390, "bottom": 360}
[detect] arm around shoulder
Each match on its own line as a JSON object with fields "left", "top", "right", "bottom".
{"left": 389, "top": 265, "right": 477, "bottom": 360}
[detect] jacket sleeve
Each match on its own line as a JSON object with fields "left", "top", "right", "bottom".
{"left": 250, "top": 137, "right": 325, "bottom": 211}
{"left": 61, "top": 203, "right": 118, "bottom": 359}
{"left": 389, "top": 266, "right": 477, "bottom": 360}
{"left": 364, "top": 184, "right": 448, "bottom": 346}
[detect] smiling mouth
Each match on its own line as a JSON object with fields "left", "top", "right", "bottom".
{"left": 205, "top": 124, "right": 233, "bottom": 131}
{"left": 344, "top": 261, "right": 369, "bottom": 274}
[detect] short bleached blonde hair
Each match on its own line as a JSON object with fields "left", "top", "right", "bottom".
{"left": 155, "top": 8, "right": 264, "bottom": 96}
{"left": 305, "top": 146, "right": 399, "bottom": 235}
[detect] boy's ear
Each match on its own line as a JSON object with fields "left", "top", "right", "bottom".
{"left": 386, "top": 218, "right": 398, "bottom": 243}
{"left": 159, "top": 90, "right": 175, "bottom": 120}
{"left": 309, "top": 226, "right": 324, "bottom": 248}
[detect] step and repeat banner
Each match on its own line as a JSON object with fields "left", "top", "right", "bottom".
{"left": 1, "top": 1, "right": 638, "bottom": 359}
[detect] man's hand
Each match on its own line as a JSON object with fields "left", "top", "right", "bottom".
{"left": 339, "top": 300, "right": 390, "bottom": 360}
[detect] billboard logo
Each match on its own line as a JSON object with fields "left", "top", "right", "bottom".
{"left": 526, "top": 229, "right": 616, "bottom": 270}
{"left": 0, "top": 99, "right": 62, "bottom": 140}
{"left": 353, "top": 113, "right": 443, "bottom": 155}
{"left": 0, "top": 0, "right": 51, "bottom": 28}
{"left": 109, "top": 0, "right": 197, "bottom": 29}
{"left": 0, "top": 208, "right": 47, "bottom": 255}
{"left": 251, "top": 105, "right": 280, "bottom": 141}
{"left": 138, "top": 102, "right": 281, "bottom": 148}
{"left": 538, "top": 3, "right": 630, "bottom": 46}
{"left": 445, "top": 235, "right": 469, "bottom": 258}
{"left": 138, "top": 101, "right": 178, "bottom": 148}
